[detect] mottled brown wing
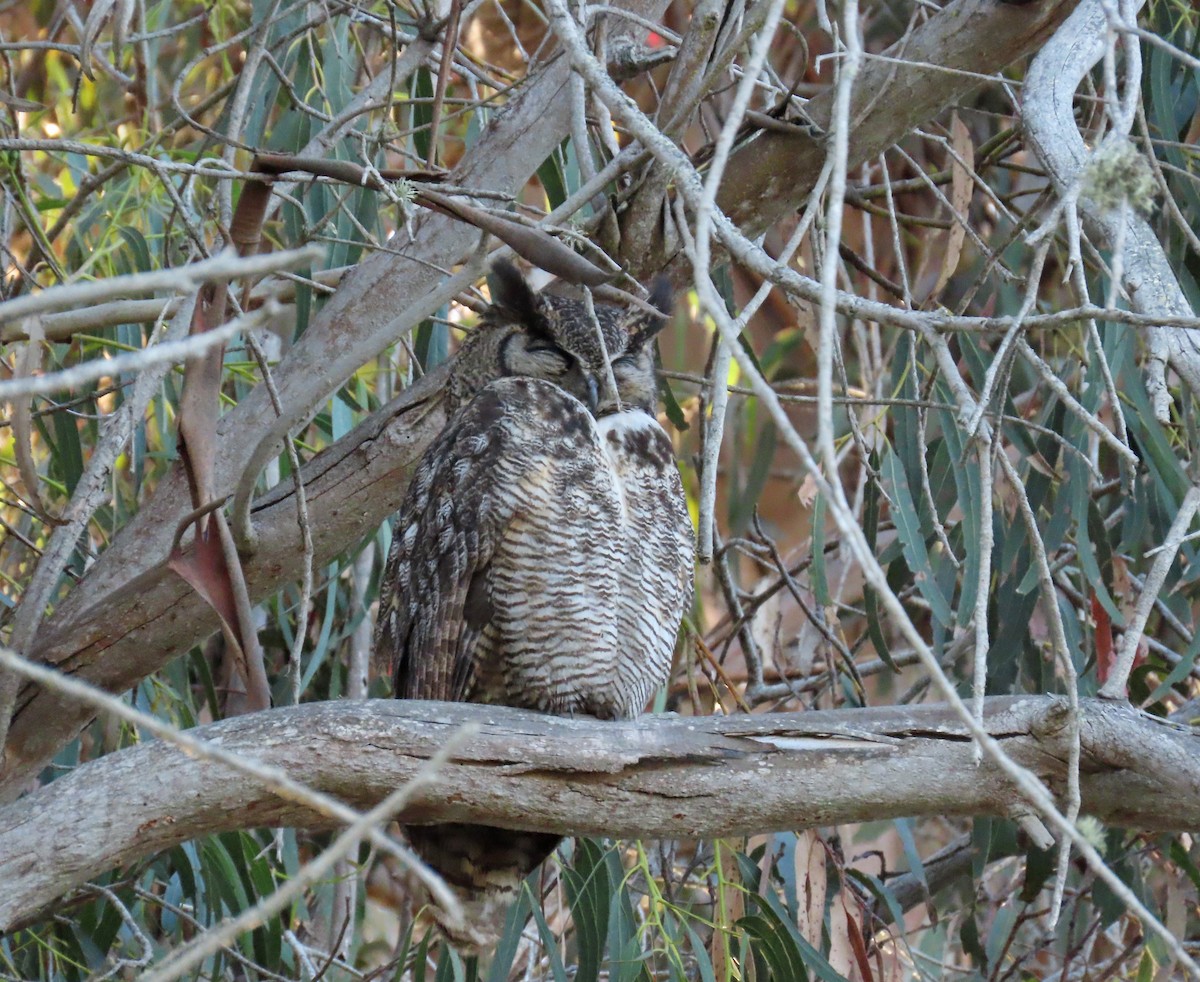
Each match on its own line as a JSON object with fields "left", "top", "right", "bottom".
{"left": 373, "top": 376, "right": 593, "bottom": 703}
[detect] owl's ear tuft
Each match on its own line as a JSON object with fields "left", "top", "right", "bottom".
{"left": 626, "top": 277, "right": 674, "bottom": 349}
{"left": 647, "top": 276, "right": 673, "bottom": 318}
{"left": 487, "top": 260, "right": 541, "bottom": 327}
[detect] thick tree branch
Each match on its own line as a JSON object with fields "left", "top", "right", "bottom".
{"left": 1, "top": 370, "right": 447, "bottom": 798}
{"left": 2, "top": 696, "right": 1198, "bottom": 930}
{"left": 708, "top": 0, "right": 1082, "bottom": 247}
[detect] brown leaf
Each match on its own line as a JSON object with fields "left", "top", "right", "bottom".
{"left": 167, "top": 507, "right": 270, "bottom": 713}
{"left": 252, "top": 153, "right": 444, "bottom": 186}
{"left": 827, "top": 890, "right": 857, "bottom": 978}
{"left": 932, "top": 113, "right": 975, "bottom": 298}
{"left": 230, "top": 182, "right": 272, "bottom": 258}
{"left": 797, "top": 473, "right": 820, "bottom": 509}
{"left": 1092, "top": 591, "right": 1114, "bottom": 686}
{"left": 168, "top": 510, "right": 242, "bottom": 663}
{"left": 177, "top": 283, "right": 227, "bottom": 510}
{"left": 253, "top": 153, "right": 384, "bottom": 187}
{"left": 172, "top": 282, "right": 271, "bottom": 713}
{"left": 842, "top": 896, "right": 875, "bottom": 981}
{"left": 794, "top": 830, "right": 827, "bottom": 946}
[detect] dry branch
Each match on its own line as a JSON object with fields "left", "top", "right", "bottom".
{"left": 2, "top": 696, "right": 1198, "bottom": 930}
{"left": 0, "top": 246, "right": 319, "bottom": 327}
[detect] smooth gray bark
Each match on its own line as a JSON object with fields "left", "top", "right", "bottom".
{"left": 2, "top": 695, "right": 1198, "bottom": 929}
{"left": 1023, "top": 0, "right": 1200, "bottom": 418}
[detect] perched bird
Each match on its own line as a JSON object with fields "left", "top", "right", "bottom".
{"left": 374, "top": 260, "right": 694, "bottom": 949}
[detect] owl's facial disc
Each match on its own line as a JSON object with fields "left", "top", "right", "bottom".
{"left": 497, "top": 331, "right": 600, "bottom": 412}
{"left": 499, "top": 331, "right": 571, "bottom": 378}
{"left": 610, "top": 347, "right": 656, "bottom": 413}
{"left": 481, "top": 263, "right": 665, "bottom": 416}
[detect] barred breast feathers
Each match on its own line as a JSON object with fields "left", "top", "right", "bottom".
{"left": 372, "top": 263, "right": 693, "bottom": 951}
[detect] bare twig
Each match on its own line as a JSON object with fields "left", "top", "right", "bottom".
{"left": 996, "top": 450, "right": 1082, "bottom": 930}
{"left": 84, "top": 884, "right": 153, "bottom": 980}
{"left": 236, "top": 332, "right": 315, "bottom": 709}
{"left": 141, "top": 725, "right": 477, "bottom": 982}
{"left": 0, "top": 646, "right": 462, "bottom": 921}
{"left": 1099, "top": 486, "right": 1200, "bottom": 701}
{"left": 0, "top": 302, "right": 280, "bottom": 401}
{"left": 0, "top": 297, "right": 193, "bottom": 750}
{"left": 0, "top": 245, "right": 320, "bottom": 327}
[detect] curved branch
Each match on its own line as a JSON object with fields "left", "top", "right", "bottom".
{"left": 2, "top": 695, "right": 1199, "bottom": 929}
{"left": 1023, "top": 0, "right": 1200, "bottom": 417}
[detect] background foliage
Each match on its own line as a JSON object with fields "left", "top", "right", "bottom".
{"left": 2, "top": 0, "right": 1200, "bottom": 978}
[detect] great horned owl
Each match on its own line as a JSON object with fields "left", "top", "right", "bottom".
{"left": 374, "top": 261, "right": 694, "bottom": 949}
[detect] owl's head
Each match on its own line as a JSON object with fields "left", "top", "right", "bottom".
{"left": 447, "top": 261, "right": 672, "bottom": 415}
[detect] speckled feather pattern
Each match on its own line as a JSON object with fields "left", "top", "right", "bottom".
{"left": 376, "top": 377, "right": 693, "bottom": 718}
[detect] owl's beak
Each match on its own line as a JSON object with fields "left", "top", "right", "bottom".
{"left": 592, "top": 374, "right": 626, "bottom": 416}
{"left": 583, "top": 375, "right": 600, "bottom": 414}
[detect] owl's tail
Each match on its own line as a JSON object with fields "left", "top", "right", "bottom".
{"left": 405, "top": 823, "right": 561, "bottom": 952}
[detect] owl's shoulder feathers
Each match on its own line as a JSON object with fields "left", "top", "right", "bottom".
{"left": 374, "top": 375, "right": 605, "bottom": 702}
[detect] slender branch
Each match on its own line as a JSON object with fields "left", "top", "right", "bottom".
{"left": 0, "top": 296, "right": 194, "bottom": 751}
{"left": 0, "top": 244, "right": 320, "bottom": 326}
{"left": 0, "top": 268, "right": 350, "bottom": 344}
{"left": 0, "top": 302, "right": 281, "bottom": 401}
{"left": 689, "top": 0, "right": 787, "bottom": 564}
{"left": 141, "top": 725, "right": 477, "bottom": 982}
{"left": 707, "top": 0, "right": 1084, "bottom": 242}
{"left": 1099, "top": 485, "right": 1200, "bottom": 700}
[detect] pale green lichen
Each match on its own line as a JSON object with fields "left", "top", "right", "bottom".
{"left": 1075, "top": 815, "right": 1108, "bottom": 856}
{"left": 1080, "top": 139, "right": 1157, "bottom": 215}
{"left": 390, "top": 176, "right": 418, "bottom": 203}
